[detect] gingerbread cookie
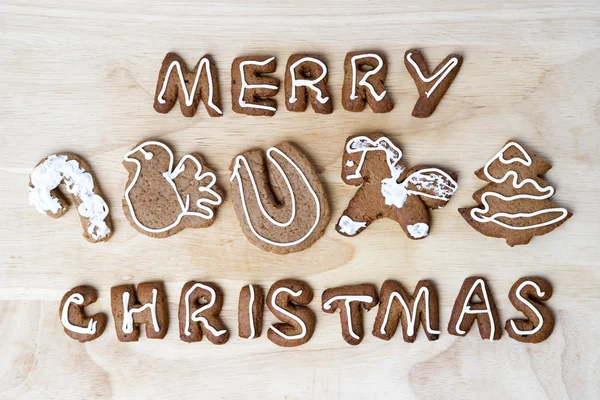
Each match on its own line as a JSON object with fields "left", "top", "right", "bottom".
{"left": 267, "top": 279, "right": 315, "bottom": 347}
{"left": 459, "top": 141, "right": 571, "bottom": 246}
{"left": 229, "top": 142, "right": 330, "bottom": 254}
{"left": 336, "top": 134, "right": 458, "bottom": 240}
{"left": 231, "top": 56, "right": 279, "bottom": 116}
{"left": 153, "top": 52, "right": 222, "bottom": 118}
{"left": 111, "top": 282, "right": 168, "bottom": 342}
{"left": 505, "top": 277, "right": 554, "bottom": 343}
{"left": 179, "top": 281, "right": 229, "bottom": 344}
{"left": 404, "top": 49, "right": 463, "bottom": 118}
{"left": 238, "top": 284, "right": 264, "bottom": 339}
{"left": 28, "top": 153, "right": 112, "bottom": 243}
{"left": 285, "top": 54, "right": 332, "bottom": 114}
{"left": 342, "top": 51, "right": 393, "bottom": 113}
{"left": 59, "top": 285, "right": 107, "bottom": 342}
{"left": 448, "top": 277, "right": 502, "bottom": 341}
{"left": 373, "top": 280, "right": 440, "bottom": 343}
{"left": 322, "top": 284, "right": 378, "bottom": 346}
{"left": 123, "top": 140, "right": 223, "bottom": 238}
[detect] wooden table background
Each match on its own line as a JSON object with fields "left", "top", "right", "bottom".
{"left": 1, "top": 0, "right": 599, "bottom": 398}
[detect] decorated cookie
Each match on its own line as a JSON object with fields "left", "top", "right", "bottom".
{"left": 122, "top": 140, "right": 223, "bottom": 238}
{"left": 342, "top": 51, "right": 393, "bottom": 113}
{"left": 285, "top": 54, "right": 332, "bottom": 114}
{"left": 229, "top": 142, "right": 330, "bottom": 254}
{"left": 404, "top": 49, "right": 463, "bottom": 118}
{"left": 179, "top": 281, "right": 229, "bottom": 344}
{"left": 111, "top": 282, "right": 168, "bottom": 342}
{"left": 336, "top": 134, "right": 458, "bottom": 240}
{"left": 459, "top": 141, "right": 571, "bottom": 246}
{"left": 238, "top": 284, "right": 264, "bottom": 340}
{"left": 505, "top": 277, "right": 554, "bottom": 343}
{"left": 373, "top": 280, "right": 440, "bottom": 343}
{"left": 59, "top": 285, "right": 107, "bottom": 342}
{"left": 267, "top": 279, "right": 316, "bottom": 347}
{"left": 28, "top": 153, "right": 112, "bottom": 243}
{"left": 448, "top": 277, "right": 502, "bottom": 341}
{"left": 153, "top": 52, "right": 222, "bottom": 118}
{"left": 231, "top": 56, "right": 280, "bottom": 116}
{"left": 322, "top": 284, "right": 378, "bottom": 346}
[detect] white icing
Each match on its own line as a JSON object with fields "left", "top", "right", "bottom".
{"left": 345, "top": 136, "right": 458, "bottom": 208}
{"left": 269, "top": 287, "right": 307, "bottom": 340}
{"left": 184, "top": 283, "right": 227, "bottom": 337}
{"left": 122, "top": 288, "right": 160, "bottom": 334}
{"left": 345, "top": 160, "right": 355, "bottom": 167}
{"left": 123, "top": 141, "right": 222, "bottom": 233}
{"left": 405, "top": 52, "right": 459, "bottom": 98}
{"left": 407, "top": 223, "right": 429, "bottom": 238}
{"left": 349, "top": 54, "right": 387, "bottom": 101}
{"left": 323, "top": 295, "right": 374, "bottom": 340}
{"left": 28, "top": 154, "right": 110, "bottom": 241}
{"left": 61, "top": 293, "right": 97, "bottom": 335}
{"left": 229, "top": 147, "right": 321, "bottom": 247}
{"left": 379, "top": 286, "right": 440, "bottom": 337}
{"left": 156, "top": 58, "right": 222, "bottom": 114}
{"left": 238, "top": 57, "right": 278, "bottom": 112}
{"left": 288, "top": 57, "right": 329, "bottom": 105}
{"left": 247, "top": 284, "right": 256, "bottom": 340}
{"left": 470, "top": 142, "right": 569, "bottom": 230}
{"left": 509, "top": 280, "right": 545, "bottom": 336}
{"left": 454, "top": 279, "right": 495, "bottom": 341}
{"left": 336, "top": 215, "right": 366, "bottom": 236}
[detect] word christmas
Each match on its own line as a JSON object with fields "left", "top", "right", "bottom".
{"left": 60, "top": 276, "right": 555, "bottom": 346}
{"left": 153, "top": 49, "right": 463, "bottom": 119}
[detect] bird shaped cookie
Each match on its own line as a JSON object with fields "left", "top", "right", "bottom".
{"left": 122, "top": 140, "right": 223, "bottom": 238}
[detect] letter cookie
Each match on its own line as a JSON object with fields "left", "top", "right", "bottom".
{"left": 28, "top": 153, "right": 112, "bottom": 243}
{"left": 505, "top": 277, "right": 554, "bottom": 343}
{"left": 153, "top": 52, "right": 222, "bottom": 118}
{"left": 231, "top": 56, "right": 280, "bottom": 116}
{"left": 238, "top": 284, "right": 264, "bottom": 339}
{"left": 229, "top": 142, "right": 330, "bottom": 254}
{"left": 123, "top": 140, "right": 223, "bottom": 238}
{"left": 459, "top": 141, "right": 571, "bottom": 246}
{"left": 448, "top": 277, "right": 502, "bottom": 341}
{"left": 404, "top": 49, "right": 463, "bottom": 118}
{"left": 111, "top": 282, "right": 168, "bottom": 342}
{"left": 336, "top": 134, "right": 458, "bottom": 240}
{"left": 322, "top": 284, "right": 378, "bottom": 346}
{"left": 285, "top": 54, "right": 332, "bottom": 114}
{"left": 179, "top": 281, "right": 229, "bottom": 344}
{"left": 267, "top": 279, "right": 315, "bottom": 347}
{"left": 373, "top": 280, "right": 440, "bottom": 343}
{"left": 59, "top": 285, "right": 107, "bottom": 342}
{"left": 342, "top": 51, "right": 393, "bottom": 113}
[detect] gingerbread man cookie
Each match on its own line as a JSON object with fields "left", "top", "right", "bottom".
{"left": 179, "top": 281, "right": 229, "bottom": 344}
{"left": 59, "top": 285, "right": 107, "bottom": 342}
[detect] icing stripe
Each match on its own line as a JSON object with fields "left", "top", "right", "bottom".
{"left": 405, "top": 52, "right": 459, "bottom": 98}
{"left": 269, "top": 287, "right": 306, "bottom": 340}
{"left": 184, "top": 283, "right": 227, "bottom": 337}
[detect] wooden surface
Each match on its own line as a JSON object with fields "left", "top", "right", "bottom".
{"left": 1, "top": 0, "right": 599, "bottom": 398}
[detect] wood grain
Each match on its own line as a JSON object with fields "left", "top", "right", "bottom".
{"left": 1, "top": 0, "right": 599, "bottom": 398}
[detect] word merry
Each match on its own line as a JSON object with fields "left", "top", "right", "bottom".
{"left": 60, "top": 276, "right": 554, "bottom": 346}
{"left": 153, "top": 49, "right": 463, "bottom": 119}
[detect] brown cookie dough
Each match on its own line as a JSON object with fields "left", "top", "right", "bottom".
{"left": 122, "top": 140, "right": 223, "bottom": 238}
{"left": 285, "top": 54, "right": 332, "bottom": 114}
{"left": 238, "top": 284, "right": 264, "bottom": 340}
{"left": 179, "top": 281, "right": 229, "bottom": 344}
{"left": 231, "top": 56, "right": 280, "bottom": 116}
{"left": 322, "top": 284, "right": 378, "bottom": 345}
{"left": 505, "top": 277, "right": 555, "bottom": 343}
{"left": 373, "top": 280, "right": 440, "bottom": 343}
{"left": 229, "top": 142, "right": 330, "bottom": 254}
{"left": 111, "top": 282, "right": 168, "bottom": 342}
{"left": 153, "top": 52, "right": 223, "bottom": 118}
{"left": 267, "top": 279, "right": 315, "bottom": 347}
{"left": 404, "top": 49, "right": 463, "bottom": 118}
{"left": 342, "top": 51, "right": 393, "bottom": 113}
{"left": 59, "top": 285, "right": 107, "bottom": 342}
{"left": 448, "top": 277, "right": 502, "bottom": 341}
